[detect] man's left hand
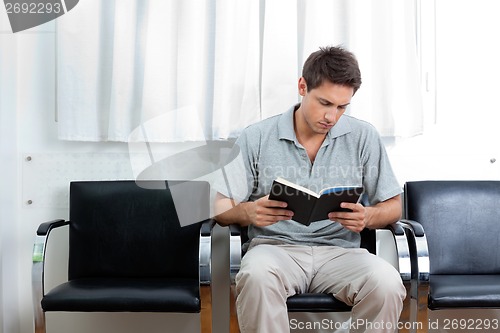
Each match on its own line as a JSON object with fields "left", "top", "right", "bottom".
{"left": 328, "top": 202, "right": 366, "bottom": 233}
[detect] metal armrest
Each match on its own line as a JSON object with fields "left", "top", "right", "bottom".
{"left": 399, "top": 219, "right": 429, "bottom": 283}
{"left": 199, "top": 219, "right": 215, "bottom": 285}
{"left": 383, "top": 221, "right": 412, "bottom": 282}
{"left": 32, "top": 219, "right": 69, "bottom": 333}
{"left": 36, "top": 219, "right": 69, "bottom": 236}
{"left": 229, "top": 224, "right": 242, "bottom": 284}
{"left": 32, "top": 219, "right": 69, "bottom": 279}
{"left": 398, "top": 219, "right": 429, "bottom": 332}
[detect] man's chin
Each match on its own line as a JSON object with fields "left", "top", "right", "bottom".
{"left": 314, "top": 126, "right": 332, "bottom": 134}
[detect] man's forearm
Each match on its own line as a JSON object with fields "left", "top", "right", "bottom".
{"left": 364, "top": 194, "right": 402, "bottom": 229}
{"left": 214, "top": 194, "right": 253, "bottom": 227}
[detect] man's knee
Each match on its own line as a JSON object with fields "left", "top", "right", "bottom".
{"left": 236, "top": 253, "right": 284, "bottom": 294}
{"left": 236, "top": 262, "right": 271, "bottom": 287}
{"left": 364, "top": 266, "right": 406, "bottom": 304}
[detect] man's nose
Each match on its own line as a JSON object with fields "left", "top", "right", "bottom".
{"left": 324, "top": 108, "right": 338, "bottom": 122}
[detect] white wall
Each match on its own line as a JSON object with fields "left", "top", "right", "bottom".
{"left": 1, "top": 1, "right": 500, "bottom": 333}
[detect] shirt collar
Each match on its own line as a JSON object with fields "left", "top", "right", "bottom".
{"left": 277, "top": 105, "right": 298, "bottom": 141}
{"left": 278, "top": 104, "right": 352, "bottom": 144}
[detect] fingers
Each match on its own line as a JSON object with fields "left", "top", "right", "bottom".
{"left": 329, "top": 202, "right": 366, "bottom": 233}
{"left": 255, "top": 207, "right": 293, "bottom": 225}
{"left": 252, "top": 196, "right": 294, "bottom": 227}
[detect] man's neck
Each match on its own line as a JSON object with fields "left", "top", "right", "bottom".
{"left": 293, "top": 109, "right": 328, "bottom": 162}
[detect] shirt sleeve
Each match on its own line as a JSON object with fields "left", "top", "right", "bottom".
{"left": 211, "top": 130, "right": 257, "bottom": 204}
{"left": 360, "top": 127, "right": 402, "bottom": 205}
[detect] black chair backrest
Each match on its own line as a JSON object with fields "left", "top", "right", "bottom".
{"left": 68, "top": 180, "right": 209, "bottom": 280}
{"left": 404, "top": 180, "right": 500, "bottom": 275}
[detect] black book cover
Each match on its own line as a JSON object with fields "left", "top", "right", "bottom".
{"left": 269, "top": 178, "right": 364, "bottom": 226}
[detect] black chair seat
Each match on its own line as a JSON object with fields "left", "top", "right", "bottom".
{"left": 286, "top": 293, "right": 352, "bottom": 312}
{"left": 41, "top": 278, "right": 201, "bottom": 313}
{"left": 429, "top": 275, "right": 500, "bottom": 310}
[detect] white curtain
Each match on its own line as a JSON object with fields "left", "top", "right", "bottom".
{"left": 57, "top": 0, "right": 423, "bottom": 142}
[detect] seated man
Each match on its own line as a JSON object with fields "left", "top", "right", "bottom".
{"left": 214, "top": 46, "right": 405, "bottom": 333}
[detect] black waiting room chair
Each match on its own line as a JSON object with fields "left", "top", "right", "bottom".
{"left": 402, "top": 180, "right": 500, "bottom": 332}
{"left": 228, "top": 222, "right": 413, "bottom": 330}
{"left": 32, "top": 180, "right": 214, "bottom": 333}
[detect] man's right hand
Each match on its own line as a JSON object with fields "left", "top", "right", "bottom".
{"left": 214, "top": 193, "right": 293, "bottom": 227}
{"left": 242, "top": 195, "right": 294, "bottom": 227}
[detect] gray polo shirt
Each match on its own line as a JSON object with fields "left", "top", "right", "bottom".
{"left": 215, "top": 105, "right": 402, "bottom": 248}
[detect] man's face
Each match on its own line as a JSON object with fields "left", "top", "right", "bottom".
{"left": 297, "top": 77, "right": 354, "bottom": 135}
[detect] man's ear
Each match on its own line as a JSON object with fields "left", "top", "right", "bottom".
{"left": 298, "top": 77, "right": 307, "bottom": 96}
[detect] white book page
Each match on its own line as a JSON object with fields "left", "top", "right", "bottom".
{"left": 275, "top": 177, "right": 320, "bottom": 198}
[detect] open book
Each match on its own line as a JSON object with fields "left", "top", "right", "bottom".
{"left": 268, "top": 177, "right": 364, "bottom": 226}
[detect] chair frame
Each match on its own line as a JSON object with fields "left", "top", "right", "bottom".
{"left": 399, "top": 219, "right": 430, "bottom": 330}
{"left": 32, "top": 217, "right": 214, "bottom": 333}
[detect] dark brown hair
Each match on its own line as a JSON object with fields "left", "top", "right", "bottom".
{"left": 302, "top": 46, "right": 362, "bottom": 94}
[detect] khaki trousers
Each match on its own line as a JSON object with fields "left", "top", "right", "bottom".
{"left": 235, "top": 239, "right": 406, "bottom": 333}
